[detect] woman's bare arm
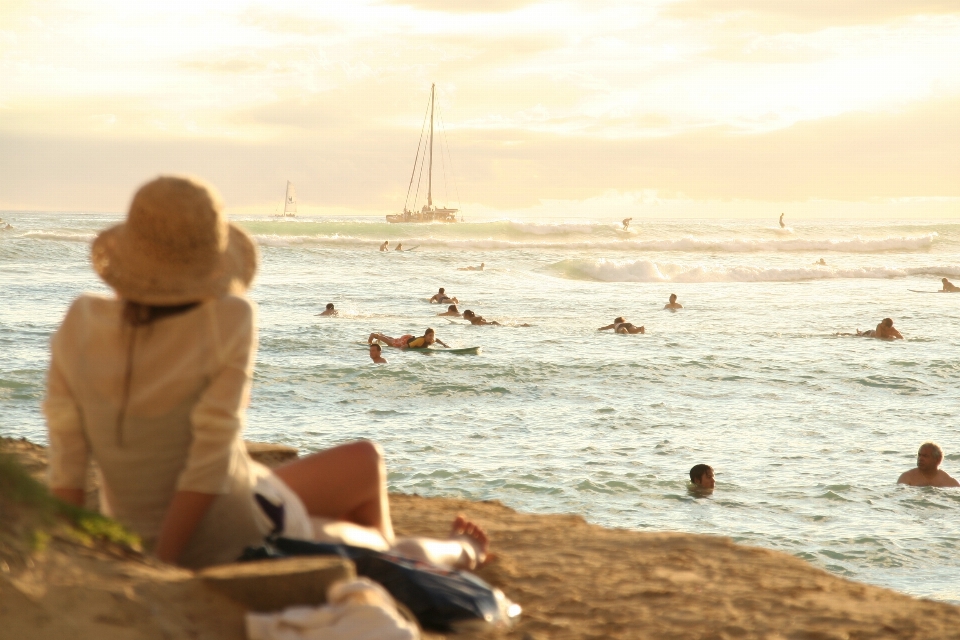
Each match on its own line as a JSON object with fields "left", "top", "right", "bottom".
{"left": 154, "top": 490, "right": 217, "bottom": 564}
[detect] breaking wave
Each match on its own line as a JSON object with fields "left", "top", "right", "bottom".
{"left": 250, "top": 233, "right": 938, "bottom": 253}
{"left": 548, "top": 259, "right": 960, "bottom": 283}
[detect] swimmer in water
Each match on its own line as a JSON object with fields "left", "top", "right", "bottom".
{"left": 598, "top": 317, "right": 645, "bottom": 334}
{"left": 817, "top": 258, "right": 827, "bottom": 266}
{"left": 369, "top": 343, "right": 387, "bottom": 364}
{"left": 429, "top": 288, "right": 459, "bottom": 304}
{"left": 779, "top": 213, "right": 785, "bottom": 228}
{"left": 897, "top": 442, "right": 959, "bottom": 488}
{"left": 462, "top": 310, "right": 501, "bottom": 326}
{"left": 856, "top": 317, "right": 903, "bottom": 340}
{"left": 689, "top": 464, "right": 715, "bottom": 493}
{"left": 368, "top": 327, "right": 449, "bottom": 349}
{"left": 318, "top": 303, "right": 337, "bottom": 316}
{"left": 458, "top": 263, "right": 485, "bottom": 271}
{"left": 664, "top": 294, "right": 683, "bottom": 310}
{"left": 395, "top": 242, "right": 403, "bottom": 251}
{"left": 622, "top": 217, "right": 632, "bottom": 231}
{"left": 379, "top": 241, "right": 389, "bottom": 252}
{"left": 941, "top": 278, "right": 960, "bottom": 292}
{"left": 437, "top": 304, "right": 461, "bottom": 317}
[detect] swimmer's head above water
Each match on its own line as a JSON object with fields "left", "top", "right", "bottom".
{"left": 689, "top": 464, "right": 715, "bottom": 490}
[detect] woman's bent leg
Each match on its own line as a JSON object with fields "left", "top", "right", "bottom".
{"left": 274, "top": 440, "right": 395, "bottom": 544}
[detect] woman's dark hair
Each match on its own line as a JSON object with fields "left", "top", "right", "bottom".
{"left": 122, "top": 301, "right": 200, "bottom": 326}
{"left": 614, "top": 316, "right": 625, "bottom": 324}
{"left": 326, "top": 303, "right": 335, "bottom": 310}
{"left": 689, "top": 464, "right": 713, "bottom": 483}
{"left": 447, "top": 304, "right": 458, "bottom": 312}
{"left": 882, "top": 318, "right": 893, "bottom": 327}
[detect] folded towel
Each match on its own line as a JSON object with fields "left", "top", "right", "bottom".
{"left": 246, "top": 577, "right": 420, "bottom": 640}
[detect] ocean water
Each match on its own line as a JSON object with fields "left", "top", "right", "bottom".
{"left": 2, "top": 213, "right": 959, "bottom": 602}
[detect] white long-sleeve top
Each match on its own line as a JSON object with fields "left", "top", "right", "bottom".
{"left": 44, "top": 293, "right": 280, "bottom": 567}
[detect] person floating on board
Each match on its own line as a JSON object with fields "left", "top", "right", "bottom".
{"left": 779, "top": 213, "right": 785, "bottom": 228}
{"left": 458, "top": 263, "right": 484, "bottom": 271}
{"left": 856, "top": 317, "right": 903, "bottom": 340}
{"left": 664, "top": 294, "right": 683, "bottom": 310}
{"left": 622, "top": 218, "right": 632, "bottom": 231}
{"left": 429, "top": 288, "right": 458, "bottom": 304}
{"left": 437, "top": 304, "right": 461, "bottom": 317}
{"left": 319, "top": 303, "right": 337, "bottom": 317}
{"left": 941, "top": 278, "right": 960, "bottom": 292}
{"left": 463, "top": 310, "right": 500, "bottom": 326}
{"left": 379, "top": 241, "right": 389, "bottom": 251}
{"left": 395, "top": 242, "right": 403, "bottom": 251}
{"left": 598, "top": 317, "right": 645, "bottom": 334}
{"left": 689, "top": 464, "right": 715, "bottom": 493}
{"left": 368, "top": 327, "right": 449, "bottom": 349}
{"left": 897, "top": 442, "right": 959, "bottom": 488}
{"left": 369, "top": 343, "right": 387, "bottom": 364}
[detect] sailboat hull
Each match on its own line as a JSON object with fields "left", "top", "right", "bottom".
{"left": 386, "top": 208, "right": 459, "bottom": 223}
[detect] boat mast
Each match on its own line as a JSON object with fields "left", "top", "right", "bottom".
{"left": 428, "top": 83, "right": 434, "bottom": 208}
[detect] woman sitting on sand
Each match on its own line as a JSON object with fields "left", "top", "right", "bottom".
{"left": 598, "top": 317, "right": 645, "bottom": 334}
{"left": 368, "top": 327, "right": 449, "bottom": 349}
{"left": 44, "top": 176, "right": 485, "bottom": 570}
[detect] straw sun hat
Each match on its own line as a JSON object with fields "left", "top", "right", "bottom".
{"left": 92, "top": 176, "right": 257, "bottom": 305}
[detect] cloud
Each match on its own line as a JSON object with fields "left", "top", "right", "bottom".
{"left": 378, "top": 0, "right": 544, "bottom": 13}
{"left": 2, "top": 95, "right": 958, "bottom": 213}
{"left": 663, "top": 0, "right": 960, "bottom": 32}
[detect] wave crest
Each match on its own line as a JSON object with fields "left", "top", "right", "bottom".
{"left": 548, "top": 259, "right": 960, "bottom": 283}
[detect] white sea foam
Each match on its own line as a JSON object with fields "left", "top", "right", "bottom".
{"left": 18, "top": 231, "right": 97, "bottom": 242}
{"left": 249, "top": 232, "right": 938, "bottom": 253}
{"left": 550, "top": 258, "right": 960, "bottom": 283}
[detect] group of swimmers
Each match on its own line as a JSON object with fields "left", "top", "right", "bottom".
{"left": 691, "top": 441, "right": 959, "bottom": 494}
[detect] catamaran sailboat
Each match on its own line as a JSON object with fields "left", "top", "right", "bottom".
{"left": 387, "top": 84, "right": 460, "bottom": 223}
{"left": 275, "top": 181, "right": 297, "bottom": 217}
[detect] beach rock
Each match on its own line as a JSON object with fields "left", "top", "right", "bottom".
{"left": 199, "top": 557, "right": 355, "bottom": 612}
{"left": 245, "top": 441, "right": 299, "bottom": 468}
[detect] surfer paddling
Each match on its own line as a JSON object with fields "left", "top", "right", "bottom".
{"left": 941, "top": 278, "right": 960, "bottom": 292}
{"left": 368, "top": 327, "right": 449, "bottom": 349}
{"left": 598, "top": 317, "right": 645, "bottom": 334}
{"left": 369, "top": 343, "right": 387, "bottom": 364}
{"left": 319, "top": 303, "right": 337, "bottom": 316}
{"left": 856, "top": 317, "right": 903, "bottom": 340}
{"left": 897, "top": 442, "right": 959, "bottom": 488}
{"left": 622, "top": 218, "right": 632, "bottom": 231}
{"left": 437, "top": 304, "right": 461, "bottom": 317}
{"left": 429, "top": 288, "right": 459, "bottom": 304}
{"left": 463, "top": 310, "right": 500, "bottom": 326}
{"left": 664, "top": 294, "right": 683, "bottom": 310}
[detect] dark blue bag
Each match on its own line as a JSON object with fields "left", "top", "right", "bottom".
{"left": 240, "top": 537, "right": 501, "bottom": 631}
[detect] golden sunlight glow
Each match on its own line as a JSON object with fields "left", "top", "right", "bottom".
{"left": 1, "top": 0, "right": 959, "bottom": 216}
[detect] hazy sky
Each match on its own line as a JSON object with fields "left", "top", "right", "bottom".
{"left": 1, "top": 0, "right": 959, "bottom": 217}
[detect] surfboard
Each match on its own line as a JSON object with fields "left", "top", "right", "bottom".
{"left": 398, "top": 246, "right": 420, "bottom": 252}
{"left": 909, "top": 289, "right": 957, "bottom": 294}
{"left": 359, "top": 344, "right": 481, "bottom": 355}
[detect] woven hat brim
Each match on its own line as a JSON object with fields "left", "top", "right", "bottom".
{"left": 92, "top": 222, "right": 258, "bottom": 305}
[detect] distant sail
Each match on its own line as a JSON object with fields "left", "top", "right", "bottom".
{"left": 284, "top": 181, "right": 298, "bottom": 215}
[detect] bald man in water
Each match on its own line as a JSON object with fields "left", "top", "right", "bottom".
{"left": 897, "top": 442, "right": 959, "bottom": 487}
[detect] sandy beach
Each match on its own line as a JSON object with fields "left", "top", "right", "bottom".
{"left": 4, "top": 436, "right": 960, "bottom": 640}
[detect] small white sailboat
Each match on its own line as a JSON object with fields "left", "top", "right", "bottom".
{"left": 275, "top": 181, "right": 297, "bottom": 217}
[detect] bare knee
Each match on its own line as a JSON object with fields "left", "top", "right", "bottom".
{"left": 347, "top": 439, "right": 385, "bottom": 475}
